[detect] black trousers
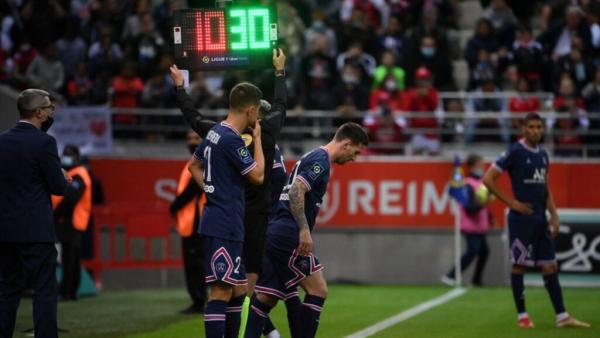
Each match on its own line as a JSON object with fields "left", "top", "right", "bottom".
{"left": 447, "top": 232, "right": 490, "bottom": 285}
{"left": 181, "top": 234, "right": 206, "bottom": 309}
{"left": 60, "top": 233, "right": 82, "bottom": 299}
{"left": 0, "top": 242, "right": 58, "bottom": 338}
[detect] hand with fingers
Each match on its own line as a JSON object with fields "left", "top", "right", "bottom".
{"left": 169, "top": 64, "right": 184, "bottom": 87}
{"left": 511, "top": 200, "right": 534, "bottom": 215}
{"left": 297, "top": 228, "right": 313, "bottom": 256}
{"left": 273, "top": 48, "right": 286, "bottom": 71}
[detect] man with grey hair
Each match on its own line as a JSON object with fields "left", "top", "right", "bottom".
{"left": 0, "top": 89, "right": 70, "bottom": 338}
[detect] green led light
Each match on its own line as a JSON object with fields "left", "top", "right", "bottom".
{"left": 248, "top": 8, "right": 270, "bottom": 50}
{"left": 229, "top": 9, "right": 247, "bottom": 50}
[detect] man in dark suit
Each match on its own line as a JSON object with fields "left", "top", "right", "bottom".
{"left": 0, "top": 89, "right": 69, "bottom": 338}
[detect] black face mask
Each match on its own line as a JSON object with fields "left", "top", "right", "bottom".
{"left": 188, "top": 144, "right": 197, "bottom": 154}
{"left": 41, "top": 116, "right": 54, "bottom": 132}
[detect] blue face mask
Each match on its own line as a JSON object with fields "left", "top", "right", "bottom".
{"left": 61, "top": 156, "right": 75, "bottom": 167}
{"left": 421, "top": 47, "right": 435, "bottom": 57}
{"left": 471, "top": 169, "right": 485, "bottom": 178}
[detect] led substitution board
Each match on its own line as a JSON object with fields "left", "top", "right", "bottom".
{"left": 173, "top": 7, "right": 277, "bottom": 71}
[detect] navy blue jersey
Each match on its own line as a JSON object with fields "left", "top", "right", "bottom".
{"left": 270, "top": 145, "right": 287, "bottom": 214}
{"left": 269, "top": 147, "right": 330, "bottom": 238}
{"left": 194, "top": 122, "right": 257, "bottom": 242}
{"left": 494, "top": 140, "right": 549, "bottom": 215}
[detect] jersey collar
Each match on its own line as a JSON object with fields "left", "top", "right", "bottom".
{"left": 221, "top": 121, "right": 241, "bottom": 136}
{"left": 519, "top": 139, "right": 540, "bottom": 153}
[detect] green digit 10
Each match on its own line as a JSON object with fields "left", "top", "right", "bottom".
{"left": 228, "top": 8, "right": 271, "bottom": 50}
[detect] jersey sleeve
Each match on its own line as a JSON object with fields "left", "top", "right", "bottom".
{"left": 193, "top": 143, "right": 204, "bottom": 162}
{"left": 493, "top": 146, "right": 515, "bottom": 172}
{"left": 222, "top": 135, "right": 257, "bottom": 176}
{"left": 295, "top": 157, "right": 329, "bottom": 191}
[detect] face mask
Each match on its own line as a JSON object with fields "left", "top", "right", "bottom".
{"left": 343, "top": 74, "right": 359, "bottom": 84}
{"left": 41, "top": 115, "right": 54, "bottom": 132}
{"left": 385, "top": 79, "right": 397, "bottom": 91}
{"left": 421, "top": 47, "right": 435, "bottom": 57}
{"left": 187, "top": 144, "right": 197, "bottom": 154}
{"left": 61, "top": 156, "right": 75, "bottom": 167}
{"left": 472, "top": 169, "right": 485, "bottom": 178}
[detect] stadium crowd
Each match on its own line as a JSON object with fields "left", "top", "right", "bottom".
{"left": 1, "top": 0, "right": 600, "bottom": 155}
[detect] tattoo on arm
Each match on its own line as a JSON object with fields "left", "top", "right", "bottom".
{"left": 289, "top": 180, "right": 309, "bottom": 230}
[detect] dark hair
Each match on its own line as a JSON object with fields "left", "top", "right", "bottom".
{"left": 17, "top": 89, "right": 51, "bottom": 118}
{"left": 466, "top": 153, "right": 483, "bottom": 167}
{"left": 229, "top": 82, "right": 263, "bottom": 112}
{"left": 524, "top": 112, "right": 543, "bottom": 124}
{"left": 63, "top": 144, "right": 81, "bottom": 159}
{"left": 334, "top": 122, "right": 369, "bottom": 146}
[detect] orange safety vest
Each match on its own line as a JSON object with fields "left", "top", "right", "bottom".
{"left": 51, "top": 165, "right": 92, "bottom": 231}
{"left": 176, "top": 162, "right": 206, "bottom": 237}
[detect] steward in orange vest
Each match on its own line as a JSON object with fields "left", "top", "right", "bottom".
{"left": 51, "top": 145, "right": 92, "bottom": 301}
{"left": 169, "top": 130, "right": 207, "bottom": 314}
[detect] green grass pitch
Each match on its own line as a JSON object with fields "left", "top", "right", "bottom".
{"left": 13, "top": 285, "right": 600, "bottom": 338}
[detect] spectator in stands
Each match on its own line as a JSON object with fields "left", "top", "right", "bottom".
{"left": 483, "top": 0, "right": 518, "bottom": 48}
{"left": 336, "top": 42, "right": 376, "bottom": 84}
{"left": 401, "top": 67, "right": 440, "bottom": 155}
{"left": 582, "top": 66, "right": 600, "bottom": 112}
{"left": 442, "top": 99, "right": 466, "bottom": 143}
{"left": 334, "top": 63, "right": 370, "bottom": 118}
{"left": 469, "top": 49, "right": 503, "bottom": 90}
{"left": 121, "top": 0, "right": 151, "bottom": 41}
{"left": 336, "top": 6, "right": 369, "bottom": 53}
{"left": 304, "top": 10, "right": 337, "bottom": 57}
{"left": 553, "top": 105, "right": 586, "bottom": 157}
{"left": 299, "top": 35, "right": 338, "bottom": 110}
{"left": 276, "top": 0, "right": 305, "bottom": 60}
{"left": 1, "top": 2, "right": 16, "bottom": 53}
{"left": 409, "top": 0, "right": 458, "bottom": 30}
{"left": 554, "top": 76, "right": 586, "bottom": 110}
{"left": 465, "top": 18, "right": 500, "bottom": 70}
{"left": 372, "top": 50, "right": 405, "bottom": 92}
{"left": 89, "top": 68, "right": 111, "bottom": 104}
{"left": 141, "top": 71, "right": 175, "bottom": 108}
{"left": 25, "top": 41, "right": 65, "bottom": 94}
{"left": 465, "top": 75, "right": 509, "bottom": 143}
{"left": 19, "top": 0, "right": 66, "bottom": 49}
{"left": 538, "top": 5, "right": 591, "bottom": 61}
{"left": 509, "top": 77, "right": 540, "bottom": 131}
{"left": 111, "top": 61, "right": 144, "bottom": 109}
{"left": 406, "top": 6, "right": 453, "bottom": 59}
{"left": 376, "top": 17, "right": 406, "bottom": 63}
{"left": 364, "top": 71, "right": 405, "bottom": 154}
{"left": 88, "top": 31, "right": 123, "bottom": 78}
{"left": 362, "top": 108, "right": 405, "bottom": 155}
{"left": 405, "top": 35, "right": 455, "bottom": 90}
{"left": 188, "top": 72, "right": 221, "bottom": 109}
{"left": 554, "top": 45, "right": 592, "bottom": 92}
{"left": 511, "top": 25, "right": 544, "bottom": 90}
{"left": 56, "top": 18, "right": 87, "bottom": 80}
{"left": 67, "top": 62, "right": 93, "bottom": 106}
{"left": 124, "top": 12, "right": 164, "bottom": 79}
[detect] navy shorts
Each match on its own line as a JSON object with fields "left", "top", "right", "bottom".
{"left": 204, "top": 235, "right": 247, "bottom": 286}
{"left": 508, "top": 212, "right": 556, "bottom": 267}
{"left": 255, "top": 237, "right": 323, "bottom": 300}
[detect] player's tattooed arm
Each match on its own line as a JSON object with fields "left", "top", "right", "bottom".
{"left": 289, "top": 179, "right": 313, "bottom": 255}
{"left": 188, "top": 155, "right": 205, "bottom": 191}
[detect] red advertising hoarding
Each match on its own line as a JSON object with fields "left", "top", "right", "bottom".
{"left": 90, "top": 158, "right": 600, "bottom": 229}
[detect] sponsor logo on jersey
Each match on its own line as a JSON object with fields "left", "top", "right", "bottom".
{"left": 524, "top": 168, "right": 547, "bottom": 184}
{"left": 308, "top": 163, "right": 324, "bottom": 180}
{"left": 238, "top": 147, "right": 253, "bottom": 164}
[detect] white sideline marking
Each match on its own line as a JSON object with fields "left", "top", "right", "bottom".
{"left": 344, "top": 288, "right": 468, "bottom": 338}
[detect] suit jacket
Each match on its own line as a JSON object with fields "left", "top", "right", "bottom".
{"left": 0, "top": 122, "right": 67, "bottom": 242}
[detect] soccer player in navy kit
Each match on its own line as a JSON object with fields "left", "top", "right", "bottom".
{"left": 188, "top": 83, "right": 265, "bottom": 338}
{"left": 244, "top": 123, "right": 369, "bottom": 338}
{"left": 483, "top": 113, "right": 590, "bottom": 329}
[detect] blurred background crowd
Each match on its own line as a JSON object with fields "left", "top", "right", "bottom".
{"left": 1, "top": 0, "right": 600, "bottom": 156}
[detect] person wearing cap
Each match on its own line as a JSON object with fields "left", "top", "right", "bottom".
{"left": 401, "top": 66, "right": 441, "bottom": 155}
{"left": 52, "top": 144, "right": 93, "bottom": 301}
{"left": 0, "top": 89, "right": 70, "bottom": 338}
